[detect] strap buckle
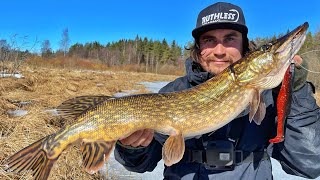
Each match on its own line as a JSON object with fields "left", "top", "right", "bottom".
{"left": 190, "top": 150, "right": 203, "bottom": 163}
{"left": 203, "top": 140, "right": 235, "bottom": 171}
{"left": 235, "top": 150, "right": 244, "bottom": 165}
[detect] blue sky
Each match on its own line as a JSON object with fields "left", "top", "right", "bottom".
{"left": 1, "top": 0, "right": 319, "bottom": 52}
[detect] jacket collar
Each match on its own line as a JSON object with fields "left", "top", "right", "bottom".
{"left": 185, "top": 58, "right": 214, "bottom": 86}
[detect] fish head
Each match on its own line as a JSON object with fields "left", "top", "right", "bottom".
{"left": 235, "top": 22, "right": 308, "bottom": 89}
{"left": 268, "top": 22, "right": 308, "bottom": 71}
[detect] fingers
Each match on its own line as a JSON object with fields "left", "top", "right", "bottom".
{"left": 131, "top": 130, "right": 154, "bottom": 147}
{"left": 293, "top": 55, "right": 303, "bottom": 66}
{"left": 119, "top": 129, "right": 154, "bottom": 147}
{"left": 119, "top": 130, "right": 143, "bottom": 145}
{"left": 200, "top": 49, "right": 211, "bottom": 58}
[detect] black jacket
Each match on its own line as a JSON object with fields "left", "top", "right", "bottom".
{"left": 115, "top": 58, "right": 320, "bottom": 180}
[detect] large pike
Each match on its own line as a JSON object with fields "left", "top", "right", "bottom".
{"left": 3, "top": 22, "right": 308, "bottom": 179}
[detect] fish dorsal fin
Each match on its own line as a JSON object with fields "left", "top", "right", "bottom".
{"left": 249, "top": 89, "right": 266, "bottom": 125}
{"left": 162, "top": 133, "right": 185, "bottom": 166}
{"left": 57, "top": 96, "right": 114, "bottom": 121}
{"left": 80, "top": 140, "right": 115, "bottom": 174}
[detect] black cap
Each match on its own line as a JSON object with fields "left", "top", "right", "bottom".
{"left": 192, "top": 2, "right": 248, "bottom": 40}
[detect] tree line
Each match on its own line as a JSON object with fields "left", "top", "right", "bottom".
{"left": 38, "top": 29, "right": 184, "bottom": 73}
{"left": 1, "top": 28, "right": 320, "bottom": 75}
{"left": 67, "top": 36, "right": 183, "bottom": 72}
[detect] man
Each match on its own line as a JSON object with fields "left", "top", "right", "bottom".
{"left": 115, "top": 2, "right": 320, "bottom": 179}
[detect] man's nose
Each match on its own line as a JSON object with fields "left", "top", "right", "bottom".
{"left": 213, "top": 43, "right": 226, "bottom": 55}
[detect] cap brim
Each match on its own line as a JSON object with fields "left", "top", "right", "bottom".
{"left": 192, "top": 23, "right": 248, "bottom": 39}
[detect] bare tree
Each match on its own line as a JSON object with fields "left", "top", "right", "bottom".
{"left": 59, "top": 28, "right": 70, "bottom": 57}
{"left": 41, "top": 40, "right": 52, "bottom": 58}
{"left": 0, "top": 35, "right": 36, "bottom": 76}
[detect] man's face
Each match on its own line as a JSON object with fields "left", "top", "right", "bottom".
{"left": 198, "top": 29, "right": 243, "bottom": 75}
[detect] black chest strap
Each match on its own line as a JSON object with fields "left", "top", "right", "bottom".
{"left": 201, "top": 114, "right": 247, "bottom": 147}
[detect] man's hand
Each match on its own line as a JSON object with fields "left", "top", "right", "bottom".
{"left": 272, "top": 54, "right": 307, "bottom": 93}
{"left": 292, "top": 54, "right": 308, "bottom": 91}
{"left": 293, "top": 54, "right": 303, "bottom": 66}
{"left": 119, "top": 129, "right": 154, "bottom": 147}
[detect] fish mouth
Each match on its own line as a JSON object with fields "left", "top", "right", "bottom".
{"left": 253, "top": 22, "right": 309, "bottom": 84}
{"left": 260, "top": 22, "right": 308, "bottom": 78}
{"left": 273, "top": 22, "right": 308, "bottom": 65}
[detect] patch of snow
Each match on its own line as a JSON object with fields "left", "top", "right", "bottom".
{"left": 7, "top": 109, "right": 28, "bottom": 117}
{"left": 17, "top": 101, "right": 32, "bottom": 106}
{"left": 138, "top": 81, "right": 170, "bottom": 93}
{"left": 0, "top": 73, "right": 24, "bottom": 78}
{"left": 113, "top": 90, "right": 139, "bottom": 98}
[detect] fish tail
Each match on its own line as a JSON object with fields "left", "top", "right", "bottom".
{"left": 3, "top": 136, "right": 58, "bottom": 180}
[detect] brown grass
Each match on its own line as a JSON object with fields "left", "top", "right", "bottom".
{"left": 304, "top": 52, "right": 320, "bottom": 89}
{"left": 315, "top": 92, "right": 320, "bottom": 106}
{"left": 26, "top": 57, "right": 110, "bottom": 72}
{"left": 0, "top": 65, "right": 177, "bottom": 180}
{"left": 25, "top": 57, "right": 185, "bottom": 76}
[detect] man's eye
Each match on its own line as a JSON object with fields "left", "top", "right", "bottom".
{"left": 200, "top": 38, "right": 217, "bottom": 46}
{"left": 225, "top": 37, "right": 235, "bottom": 42}
{"left": 203, "top": 38, "right": 215, "bottom": 43}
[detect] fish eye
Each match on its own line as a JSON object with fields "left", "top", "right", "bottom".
{"left": 260, "top": 43, "right": 272, "bottom": 51}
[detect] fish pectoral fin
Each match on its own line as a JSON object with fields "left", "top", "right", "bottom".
{"left": 80, "top": 140, "right": 115, "bottom": 174}
{"left": 3, "top": 136, "right": 57, "bottom": 180}
{"left": 249, "top": 89, "right": 260, "bottom": 122}
{"left": 253, "top": 98, "right": 266, "bottom": 125}
{"left": 162, "top": 133, "right": 185, "bottom": 166}
{"left": 249, "top": 89, "right": 266, "bottom": 125}
{"left": 57, "top": 96, "right": 114, "bottom": 123}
